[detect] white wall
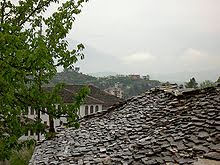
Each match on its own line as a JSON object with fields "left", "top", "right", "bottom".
{"left": 78, "top": 104, "right": 102, "bottom": 118}
{"left": 20, "top": 104, "right": 103, "bottom": 141}
{"left": 19, "top": 130, "right": 45, "bottom": 141}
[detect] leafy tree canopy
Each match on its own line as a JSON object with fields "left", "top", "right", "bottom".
{"left": 217, "top": 76, "right": 220, "bottom": 83}
{"left": 200, "top": 80, "right": 214, "bottom": 89}
{"left": 0, "top": 0, "right": 88, "bottom": 160}
{"left": 185, "top": 77, "right": 198, "bottom": 88}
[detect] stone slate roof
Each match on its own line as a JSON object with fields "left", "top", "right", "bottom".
{"left": 44, "top": 85, "right": 122, "bottom": 107}
{"left": 30, "top": 86, "right": 220, "bottom": 165}
{"left": 82, "top": 85, "right": 123, "bottom": 109}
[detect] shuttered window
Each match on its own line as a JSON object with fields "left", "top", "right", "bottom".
{"left": 95, "top": 105, "right": 99, "bottom": 112}
{"left": 31, "top": 107, "right": 34, "bottom": 115}
{"left": 85, "top": 106, "right": 89, "bottom": 116}
{"left": 90, "top": 106, "right": 94, "bottom": 114}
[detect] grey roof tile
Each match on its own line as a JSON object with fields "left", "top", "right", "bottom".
{"left": 30, "top": 86, "right": 220, "bottom": 165}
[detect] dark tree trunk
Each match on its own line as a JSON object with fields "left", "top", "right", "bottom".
{"left": 49, "top": 115, "right": 55, "bottom": 133}
{"left": 37, "top": 108, "right": 40, "bottom": 141}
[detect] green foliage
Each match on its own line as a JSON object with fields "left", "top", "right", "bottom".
{"left": 51, "top": 71, "right": 160, "bottom": 98}
{"left": 60, "top": 86, "right": 90, "bottom": 128}
{"left": 217, "top": 76, "right": 220, "bottom": 83}
{"left": 9, "top": 144, "right": 35, "bottom": 165}
{"left": 51, "top": 69, "right": 97, "bottom": 85}
{"left": 200, "top": 80, "right": 214, "bottom": 89}
{"left": 185, "top": 77, "right": 198, "bottom": 88}
{"left": 45, "top": 132, "right": 57, "bottom": 140}
{"left": 0, "top": 0, "right": 88, "bottom": 161}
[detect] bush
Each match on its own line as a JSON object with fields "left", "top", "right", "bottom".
{"left": 9, "top": 146, "right": 35, "bottom": 165}
{"left": 200, "top": 80, "right": 214, "bottom": 89}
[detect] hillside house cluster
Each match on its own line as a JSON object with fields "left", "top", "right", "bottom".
{"left": 128, "top": 74, "right": 150, "bottom": 80}
{"left": 128, "top": 74, "right": 141, "bottom": 80}
{"left": 104, "top": 83, "right": 124, "bottom": 98}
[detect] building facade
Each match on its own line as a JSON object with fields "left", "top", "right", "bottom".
{"left": 104, "top": 84, "right": 123, "bottom": 98}
{"left": 128, "top": 74, "right": 141, "bottom": 80}
{"left": 20, "top": 85, "right": 122, "bottom": 141}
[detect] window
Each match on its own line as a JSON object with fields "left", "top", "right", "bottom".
{"left": 90, "top": 105, "right": 94, "bottom": 114}
{"left": 95, "top": 105, "right": 99, "bottom": 112}
{"left": 31, "top": 107, "right": 34, "bottom": 115}
{"left": 85, "top": 106, "right": 89, "bottom": 116}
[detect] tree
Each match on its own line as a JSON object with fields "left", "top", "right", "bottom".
{"left": 217, "top": 76, "right": 220, "bottom": 83}
{"left": 0, "top": 0, "right": 89, "bottom": 161}
{"left": 200, "top": 80, "right": 214, "bottom": 89}
{"left": 185, "top": 77, "right": 198, "bottom": 88}
{"left": 143, "top": 75, "right": 150, "bottom": 80}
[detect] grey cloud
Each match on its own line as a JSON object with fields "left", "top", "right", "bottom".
{"left": 57, "top": 0, "right": 220, "bottom": 81}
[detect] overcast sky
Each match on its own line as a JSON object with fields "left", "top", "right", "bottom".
{"left": 51, "top": 0, "right": 220, "bottom": 81}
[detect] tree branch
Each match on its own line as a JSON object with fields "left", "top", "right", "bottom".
{"left": 1, "top": 0, "right": 6, "bottom": 25}
{"left": 18, "top": 3, "right": 40, "bottom": 26}
{"left": 18, "top": 0, "right": 51, "bottom": 27}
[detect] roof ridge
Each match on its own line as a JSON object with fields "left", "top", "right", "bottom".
{"left": 153, "top": 85, "right": 219, "bottom": 97}
{"left": 64, "top": 87, "right": 105, "bottom": 104}
{"left": 86, "top": 95, "right": 104, "bottom": 104}
{"left": 63, "top": 88, "right": 74, "bottom": 94}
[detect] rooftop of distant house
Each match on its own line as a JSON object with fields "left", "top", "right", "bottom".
{"left": 44, "top": 84, "right": 123, "bottom": 109}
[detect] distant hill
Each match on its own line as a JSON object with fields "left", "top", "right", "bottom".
{"left": 50, "top": 70, "right": 160, "bottom": 98}
{"left": 50, "top": 70, "right": 97, "bottom": 85}
{"left": 94, "top": 75, "right": 160, "bottom": 98}
{"left": 88, "top": 72, "right": 119, "bottom": 77}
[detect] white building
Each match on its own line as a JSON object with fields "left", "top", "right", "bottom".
{"left": 104, "top": 84, "right": 123, "bottom": 98}
{"left": 20, "top": 85, "right": 122, "bottom": 141}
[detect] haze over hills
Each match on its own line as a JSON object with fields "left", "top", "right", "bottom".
{"left": 150, "top": 69, "right": 220, "bottom": 83}
{"left": 67, "top": 39, "right": 120, "bottom": 74}
{"left": 66, "top": 39, "right": 219, "bottom": 83}
{"left": 87, "top": 70, "right": 220, "bottom": 84}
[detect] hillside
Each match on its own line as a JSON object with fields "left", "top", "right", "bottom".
{"left": 88, "top": 72, "right": 119, "bottom": 77}
{"left": 51, "top": 70, "right": 97, "bottom": 85}
{"left": 50, "top": 70, "right": 160, "bottom": 98}
{"left": 93, "top": 76, "right": 160, "bottom": 98}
